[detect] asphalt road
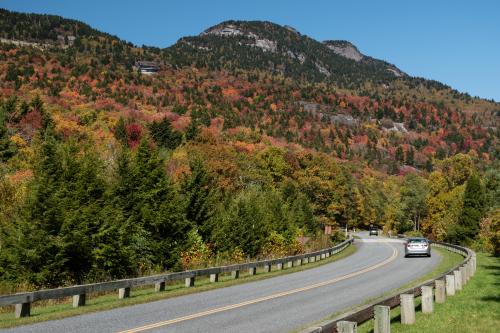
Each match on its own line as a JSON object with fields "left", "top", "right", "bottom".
{"left": 4, "top": 233, "right": 441, "bottom": 333}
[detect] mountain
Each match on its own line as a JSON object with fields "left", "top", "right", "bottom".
{"left": 165, "top": 20, "right": 408, "bottom": 88}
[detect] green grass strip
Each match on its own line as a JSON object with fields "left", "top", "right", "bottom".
{"left": 358, "top": 252, "right": 499, "bottom": 333}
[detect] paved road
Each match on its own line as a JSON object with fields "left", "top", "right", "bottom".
{"left": 4, "top": 233, "right": 441, "bottom": 333}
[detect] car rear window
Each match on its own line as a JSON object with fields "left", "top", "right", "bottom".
{"left": 408, "top": 239, "right": 427, "bottom": 244}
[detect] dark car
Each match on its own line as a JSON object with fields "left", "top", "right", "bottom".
{"left": 404, "top": 237, "right": 431, "bottom": 257}
{"left": 369, "top": 227, "right": 378, "bottom": 236}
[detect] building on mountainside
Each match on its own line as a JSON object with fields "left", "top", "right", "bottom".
{"left": 134, "top": 61, "right": 160, "bottom": 75}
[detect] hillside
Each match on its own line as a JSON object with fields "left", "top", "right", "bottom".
{"left": 0, "top": 8, "right": 498, "bottom": 290}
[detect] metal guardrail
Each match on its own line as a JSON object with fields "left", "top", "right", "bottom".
{"left": 1, "top": 237, "right": 354, "bottom": 318}
{"left": 300, "top": 239, "right": 475, "bottom": 333}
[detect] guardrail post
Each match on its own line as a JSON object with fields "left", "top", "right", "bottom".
{"left": 231, "top": 270, "right": 240, "bottom": 279}
{"left": 421, "top": 286, "right": 433, "bottom": 313}
{"left": 264, "top": 264, "right": 272, "bottom": 273}
{"left": 277, "top": 262, "right": 284, "bottom": 270}
{"left": 459, "top": 266, "right": 466, "bottom": 286}
{"left": 454, "top": 270, "right": 462, "bottom": 291}
{"left": 155, "top": 281, "right": 166, "bottom": 292}
{"left": 248, "top": 267, "right": 257, "bottom": 276}
{"left": 336, "top": 320, "right": 357, "bottom": 333}
{"left": 400, "top": 294, "right": 415, "bottom": 324}
{"left": 287, "top": 261, "right": 294, "bottom": 269}
{"left": 185, "top": 276, "right": 195, "bottom": 287}
{"left": 15, "top": 302, "right": 30, "bottom": 318}
{"left": 435, "top": 279, "right": 446, "bottom": 303}
{"left": 72, "top": 294, "right": 86, "bottom": 307}
{"left": 374, "top": 305, "right": 390, "bottom": 333}
{"left": 118, "top": 287, "right": 130, "bottom": 299}
{"left": 210, "top": 273, "right": 219, "bottom": 282}
{"left": 446, "top": 274, "right": 455, "bottom": 296}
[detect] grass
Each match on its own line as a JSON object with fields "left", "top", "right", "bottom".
{"left": 357, "top": 252, "right": 500, "bottom": 333}
{"left": 0, "top": 244, "right": 357, "bottom": 328}
{"left": 293, "top": 246, "right": 464, "bottom": 332}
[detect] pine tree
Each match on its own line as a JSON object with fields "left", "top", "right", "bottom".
{"left": 0, "top": 110, "right": 16, "bottom": 162}
{"left": 395, "top": 146, "right": 404, "bottom": 163}
{"left": 453, "top": 174, "right": 485, "bottom": 243}
{"left": 181, "top": 159, "right": 216, "bottom": 240}
{"left": 147, "top": 117, "right": 182, "bottom": 149}
{"left": 114, "top": 116, "right": 128, "bottom": 146}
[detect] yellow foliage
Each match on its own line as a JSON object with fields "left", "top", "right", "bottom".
{"left": 9, "top": 134, "right": 26, "bottom": 147}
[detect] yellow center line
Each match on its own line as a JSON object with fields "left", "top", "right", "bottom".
{"left": 118, "top": 243, "right": 398, "bottom": 333}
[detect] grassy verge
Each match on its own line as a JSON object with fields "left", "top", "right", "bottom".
{"left": 358, "top": 252, "right": 500, "bottom": 333}
{"left": 0, "top": 244, "right": 356, "bottom": 328}
{"left": 294, "top": 246, "right": 464, "bottom": 332}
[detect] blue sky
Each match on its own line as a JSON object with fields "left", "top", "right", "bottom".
{"left": 1, "top": 0, "right": 499, "bottom": 101}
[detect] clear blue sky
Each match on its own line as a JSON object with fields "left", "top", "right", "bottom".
{"left": 1, "top": 0, "right": 499, "bottom": 101}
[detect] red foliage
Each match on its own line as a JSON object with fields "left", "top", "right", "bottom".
{"left": 126, "top": 123, "right": 143, "bottom": 148}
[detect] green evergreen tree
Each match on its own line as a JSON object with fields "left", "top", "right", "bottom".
{"left": 147, "top": 118, "right": 182, "bottom": 149}
{"left": 180, "top": 158, "right": 216, "bottom": 240}
{"left": 0, "top": 110, "right": 16, "bottom": 162}
{"left": 448, "top": 174, "right": 485, "bottom": 244}
{"left": 114, "top": 116, "right": 128, "bottom": 146}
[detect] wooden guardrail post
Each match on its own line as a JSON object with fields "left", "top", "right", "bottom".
{"left": 118, "top": 287, "right": 130, "bottom": 299}
{"left": 15, "top": 302, "right": 30, "bottom": 318}
{"left": 421, "top": 286, "right": 433, "bottom": 313}
{"left": 248, "top": 267, "right": 257, "bottom": 276}
{"left": 277, "top": 262, "right": 284, "bottom": 270}
{"left": 446, "top": 274, "right": 455, "bottom": 296}
{"left": 155, "top": 281, "right": 166, "bottom": 292}
{"left": 374, "top": 305, "right": 390, "bottom": 333}
{"left": 459, "top": 266, "right": 466, "bottom": 286}
{"left": 336, "top": 320, "right": 357, "bottom": 333}
{"left": 231, "top": 270, "right": 240, "bottom": 279}
{"left": 72, "top": 294, "right": 86, "bottom": 307}
{"left": 435, "top": 279, "right": 446, "bottom": 303}
{"left": 400, "top": 294, "right": 415, "bottom": 324}
{"left": 185, "top": 277, "right": 195, "bottom": 287}
{"left": 454, "top": 270, "right": 462, "bottom": 291}
{"left": 264, "top": 264, "right": 272, "bottom": 273}
{"left": 210, "top": 273, "right": 219, "bottom": 282}
{"left": 287, "top": 261, "right": 294, "bottom": 269}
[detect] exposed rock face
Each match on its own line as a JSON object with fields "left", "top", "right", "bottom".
{"left": 324, "top": 40, "right": 364, "bottom": 62}
{"left": 202, "top": 25, "right": 244, "bottom": 37}
{"left": 254, "top": 38, "right": 277, "bottom": 52}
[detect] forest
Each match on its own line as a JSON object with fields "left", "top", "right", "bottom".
{"left": 0, "top": 9, "right": 498, "bottom": 292}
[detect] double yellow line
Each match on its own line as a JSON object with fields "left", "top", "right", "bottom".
{"left": 118, "top": 244, "right": 398, "bottom": 333}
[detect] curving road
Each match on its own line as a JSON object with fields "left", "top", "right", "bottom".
{"left": 3, "top": 233, "right": 441, "bottom": 333}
